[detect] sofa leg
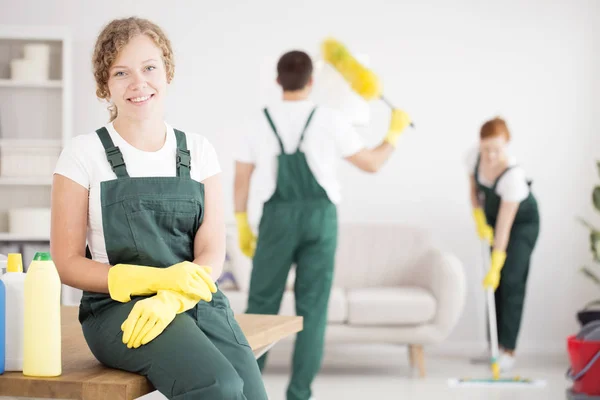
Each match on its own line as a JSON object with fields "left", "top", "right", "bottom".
{"left": 408, "top": 345, "right": 426, "bottom": 378}
{"left": 413, "top": 345, "right": 426, "bottom": 378}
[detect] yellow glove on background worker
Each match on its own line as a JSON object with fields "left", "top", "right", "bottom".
{"left": 383, "top": 109, "right": 412, "bottom": 147}
{"left": 235, "top": 212, "right": 257, "bottom": 258}
{"left": 121, "top": 289, "right": 201, "bottom": 348}
{"left": 483, "top": 250, "right": 507, "bottom": 291}
{"left": 108, "top": 261, "right": 216, "bottom": 303}
{"left": 472, "top": 208, "right": 494, "bottom": 245}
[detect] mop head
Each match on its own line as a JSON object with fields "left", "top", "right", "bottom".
{"left": 448, "top": 376, "right": 547, "bottom": 388}
{"left": 448, "top": 354, "right": 546, "bottom": 388}
{"left": 321, "top": 38, "right": 382, "bottom": 101}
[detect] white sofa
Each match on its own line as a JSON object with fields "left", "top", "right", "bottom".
{"left": 221, "top": 223, "right": 466, "bottom": 377}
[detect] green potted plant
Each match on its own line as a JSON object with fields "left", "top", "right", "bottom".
{"left": 577, "top": 161, "right": 600, "bottom": 326}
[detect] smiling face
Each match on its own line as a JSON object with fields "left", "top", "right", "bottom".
{"left": 107, "top": 34, "right": 167, "bottom": 122}
{"left": 479, "top": 135, "right": 508, "bottom": 168}
{"left": 92, "top": 17, "right": 175, "bottom": 122}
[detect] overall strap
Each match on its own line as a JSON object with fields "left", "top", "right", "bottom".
{"left": 263, "top": 108, "right": 285, "bottom": 154}
{"left": 296, "top": 107, "right": 317, "bottom": 152}
{"left": 492, "top": 165, "right": 516, "bottom": 191}
{"left": 96, "top": 127, "right": 129, "bottom": 178}
{"left": 174, "top": 129, "right": 191, "bottom": 178}
{"left": 474, "top": 154, "right": 481, "bottom": 184}
{"left": 474, "top": 154, "right": 485, "bottom": 205}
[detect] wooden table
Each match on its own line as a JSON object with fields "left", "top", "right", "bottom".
{"left": 0, "top": 306, "right": 302, "bottom": 400}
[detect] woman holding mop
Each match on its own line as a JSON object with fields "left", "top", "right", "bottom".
{"left": 467, "top": 117, "right": 540, "bottom": 372}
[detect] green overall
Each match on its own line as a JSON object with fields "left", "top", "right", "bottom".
{"left": 475, "top": 157, "right": 540, "bottom": 351}
{"left": 246, "top": 108, "right": 337, "bottom": 400}
{"left": 79, "top": 127, "right": 268, "bottom": 400}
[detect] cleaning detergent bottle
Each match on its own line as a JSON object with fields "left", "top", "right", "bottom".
{"left": 1, "top": 253, "right": 25, "bottom": 371}
{"left": 0, "top": 273, "right": 5, "bottom": 375}
{"left": 23, "top": 252, "right": 61, "bottom": 377}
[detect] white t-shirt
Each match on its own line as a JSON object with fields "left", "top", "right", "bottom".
{"left": 465, "top": 146, "right": 529, "bottom": 202}
{"left": 235, "top": 100, "right": 364, "bottom": 205}
{"left": 53, "top": 122, "right": 221, "bottom": 264}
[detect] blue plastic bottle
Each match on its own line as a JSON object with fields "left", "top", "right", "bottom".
{"left": 0, "top": 278, "right": 5, "bottom": 374}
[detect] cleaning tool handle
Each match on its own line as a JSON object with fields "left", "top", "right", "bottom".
{"left": 482, "top": 241, "right": 500, "bottom": 379}
{"left": 381, "top": 95, "right": 394, "bottom": 109}
{"left": 566, "top": 349, "right": 600, "bottom": 381}
{"left": 381, "top": 96, "right": 415, "bottom": 128}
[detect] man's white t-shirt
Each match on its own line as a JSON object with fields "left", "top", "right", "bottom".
{"left": 235, "top": 100, "right": 364, "bottom": 205}
{"left": 465, "top": 146, "right": 529, "bottom": 202}
{"left": 53, "top": 122, "right": 221, "bottom": 264}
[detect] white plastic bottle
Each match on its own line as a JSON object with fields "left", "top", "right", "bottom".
{"left": 0, "top": 253, "right": 25, "bottom": 371}
{"left": 23, "top": 252, "right": 61, "bottom": 377}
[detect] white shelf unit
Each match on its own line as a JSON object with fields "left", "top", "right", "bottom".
{"left": 0, "top": 79, "right": 63, "bottom": 88}
{"left": 0, "top": 232, "right": 49, "bottom": 242}
{"left": 0, "top": 177, "right": 53, "bottom": 186}
{"left": 0, "top": 25, "right": 71, "bottom": 246}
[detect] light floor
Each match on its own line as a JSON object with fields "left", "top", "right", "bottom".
{"left": 260, "top": 344, "right": 571, "bottom": 400}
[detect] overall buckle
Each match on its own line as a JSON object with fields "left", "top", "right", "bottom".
{"left": 177, "top": 149, "right": 191, "bottom": 169}
{"left": 106, "top": 147, "right": 125, "bottom": 168}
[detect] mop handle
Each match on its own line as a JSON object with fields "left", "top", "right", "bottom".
{"left": 483, "top": 242, "right": 499, "bottom": 362}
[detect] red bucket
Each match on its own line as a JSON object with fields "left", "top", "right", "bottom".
{"left": 567, "top": 335, "right": 600, "bottom": 395}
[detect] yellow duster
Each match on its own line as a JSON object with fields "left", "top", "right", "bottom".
{"left": 321, "top": 37, "right": 414, "bottom": 127}
{"left": 321, "top": 38, "right": 382, "bottom": 101}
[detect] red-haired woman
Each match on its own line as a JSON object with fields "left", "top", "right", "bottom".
{"left": 467, "top": 117, "right": 540, "bottom": 372}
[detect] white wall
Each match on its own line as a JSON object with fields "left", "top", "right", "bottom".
{"left": 1, "top": 0, "right": 598, "bottom": 353}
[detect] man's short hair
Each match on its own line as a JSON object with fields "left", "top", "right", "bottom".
{"left": 277, "top": 50, "right": 313, "bottom": 91}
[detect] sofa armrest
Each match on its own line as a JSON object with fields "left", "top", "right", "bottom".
{"left": 412, "top": 249, "right": 466, "bottom": 341}
{"left": 226, "top": 229, "right": 253, "bottom": 292}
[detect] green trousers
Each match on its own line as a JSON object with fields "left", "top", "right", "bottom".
{"left": 81, "top": 289, "right": 266, "bottom": 399}
{"left": 495, "top": 223, "right": 539, "bottom": 350}
{"left": 246, "top": 200, "right": 338, "bottom": 400}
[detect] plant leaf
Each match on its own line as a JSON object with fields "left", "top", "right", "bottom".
{"left": 581, "top": 266, "right": 600, "bottom": 286}
{"left": 585, "top": 299, "right": 600, "bottom": 309}
{"left": 577, "top": 219, "right": 600, "bottom": 261}
{"left": 591, "top": 231, "right": 600, "bottom": 262}
{"left": 577, "top": 216, "right": 598, "bottom": 231}
{"left": 594, "top": 186, "right": 600, "bottom": 213}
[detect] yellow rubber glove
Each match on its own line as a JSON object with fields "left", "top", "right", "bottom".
{"left": 483, "top": 250, "right": 507, "bottom": 291}
{"left": 384, "top": 109, "right": 412, "bottom": 147}
{"left": 235, "top": 212, "right": 257, "bottom": 258}
{"left": 472, "top": 208, "right": 494, "bottom": 245}
{"left": 121, "top": 289, "right": 200, "bottom": 348}
{"left": 108, "top": 261, "right": 217, "bottom": 303}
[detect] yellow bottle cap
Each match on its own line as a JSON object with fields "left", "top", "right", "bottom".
{"left": 7, "top": 253, "right": 23, "bottom": 273}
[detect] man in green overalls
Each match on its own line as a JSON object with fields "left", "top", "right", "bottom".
{"left": 234, "top": 50, "right": 411, "bottom": 400}
{"left": 469, "top": 117, "right": 540, "bottom": 371}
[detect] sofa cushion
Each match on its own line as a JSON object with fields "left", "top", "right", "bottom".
{"left": 333, "top": 224, "right": 433, "bottom": 289}
{"left": 347, "top": 287, "right": 436, "bottom": 326}
{"left": 221, "top": 287, "right": 347, "bottom": 323}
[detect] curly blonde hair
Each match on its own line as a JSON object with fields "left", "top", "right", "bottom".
{"left": 92, "top": 17, "right": 175, "bottom": 122}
